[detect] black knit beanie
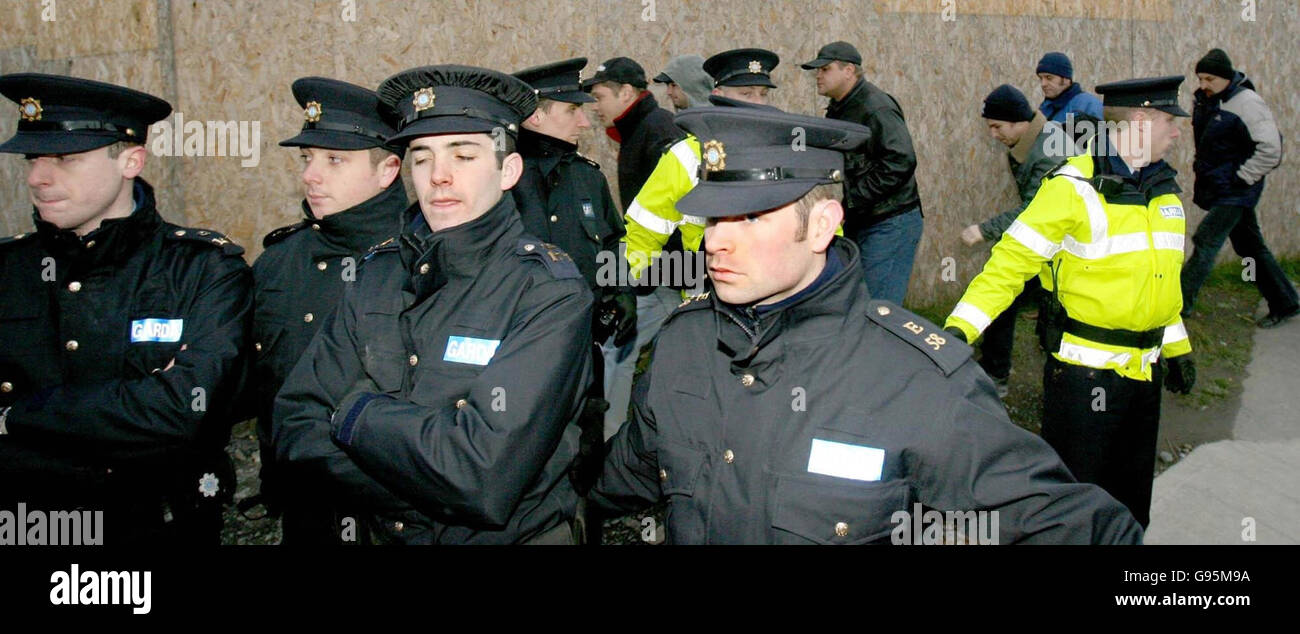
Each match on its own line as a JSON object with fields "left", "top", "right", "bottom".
{"left": 982, "top": 84, "right": 1035, "bottom": 122}
{"left": 1195, "top": 48, "right": 1234, "bottom": 80}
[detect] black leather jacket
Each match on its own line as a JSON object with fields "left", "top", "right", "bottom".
{"left": 827, "top": 79, "right": 923, "bottom": 236}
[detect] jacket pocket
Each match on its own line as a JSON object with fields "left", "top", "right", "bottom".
{"left": 358, "top": 311, "right": 406, "bottom": 394}
{"left": 771, "top": 473, "right": 911, "bottom": 545}
{"left": 579, "top": 210, "right": 612, "bottom": 244}
{"left": 658, "top": 439, "right": 707, "bottom": 540}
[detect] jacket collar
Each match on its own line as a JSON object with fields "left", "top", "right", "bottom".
{"left": 302, "top": 179, "right": 407, "bottom": 254}
{"left": 398, "top": 192, "right": 524, "bottom": 299}
{"left": 517, "top": 127, "right": 575, "bottom": 176}
{"left": 1010, "top": 112, "right": 1047, "bottom": 164}
{"left": 1044, "top": 82, "right": 1083, "bottom": 110}
{"left": 607, "top": 90, "right": 659, "bottom": 143}
{"left": 711, "top": 237, "right": 865, "bottom": 364}
{"left": 826, "top": 78, "right": 867, "bottom": 115}
{"left": 1207, "top": 71, "right": 1250, "bottom": 104}
{"left": 34, "top": 177, "right": 162, "bottom": 267}
{"left": 1088, "top": 146, "right": 1181, "bottom": 205}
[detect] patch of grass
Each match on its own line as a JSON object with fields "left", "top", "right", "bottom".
{"left": 906, "top": 258, "right": 1297, "bottom": 431}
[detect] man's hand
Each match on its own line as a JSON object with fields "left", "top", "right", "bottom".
{"left": 960, "top": 224, "right": 985, "bottom": 246}
{"left": 596, "top": 292, "right": 637, "bottom": 347}
{"left": 158, "top": 344, "right": 188, "bottom": 373}
{"left": 1162, "top": 355, "right": 1196, "bottom": 395}
{"left": 943, "top": 326, "right": 968, "bottom": 343}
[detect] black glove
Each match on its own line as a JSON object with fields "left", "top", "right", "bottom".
{"left": 943, "top": 326, "right": 968, "bottom": 344}
{"left": 596, "top": 292, "right": 637, "bottom": 347}
{"left": 1162, "top": 355, "right": 1196, "bottom": 395}
{"left": 569, "top": 397, "right": 610, "bottom": 497}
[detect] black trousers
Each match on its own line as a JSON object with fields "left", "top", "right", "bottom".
{"left": 978, "top": 277, "right": 1043, "bottom": 380}
{"left": 1041, "top": 355, "right": 1163, "bottom": 527}
{"left": 1181, "top": 203, "right": 1300, "bottom": 316}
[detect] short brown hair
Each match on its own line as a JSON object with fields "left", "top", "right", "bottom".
{"left": 832, "top": 60, "right": 863, "bottom": 79}
{"left": 367, "top": 147, "right": 398, "bottom": 167}
{"left": 537, "top": 98, "right": 567, "bottom": 114}
{"left": 791, "top": 182, "right": 844, "bottom": 241}
{"left": 104, "top": 141, "right": 142, "bottom": 159}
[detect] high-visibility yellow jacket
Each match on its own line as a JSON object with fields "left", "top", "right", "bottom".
{"left": 945, "top": 153, "right": 1191, "bottom": 382}
{"left": 622, "top": 135, "right": 705, "bottom": 280}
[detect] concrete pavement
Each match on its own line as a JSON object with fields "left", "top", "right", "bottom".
{"left": 1145, "top": 300, "right": 1300, "bottom": 544}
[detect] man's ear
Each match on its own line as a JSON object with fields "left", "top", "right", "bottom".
{"left": 378, "top": 154, "right": 401, "bottom": 188}
{"left": 524, "top": 108, "right": 543, "bottom": 129}
{"left": 118, "top": 144, "right": 147, "bottom": 179}
{"left": 810, "top": 198, "right": 844, "bottom": 253}
{"left": 499, "top": 151, "right": 523, "bottom": 191}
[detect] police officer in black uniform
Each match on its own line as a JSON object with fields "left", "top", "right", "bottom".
{"left": 590, "top": 106, "right": 1143, "bottom": 544}
{"left": 0, "top": 74, "right": 252, "bottom": 545}
{"left": 245, "top": 77, "right": 408, "bottom": 543}
{"left": 274, "top": 65, "right": 592, "bottom": 545}
{"left": 512, "top": 59, "right": 632, "bottom": 527}
{"left": 513, "top": 57, "right": 633, "bottom": 347}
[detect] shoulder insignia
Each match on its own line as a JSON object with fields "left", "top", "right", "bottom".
{"left": 165, "top": 226, "right": 245, "bottom": 257}
{"left": 0, "top": 232, "right": 36, "bottom": 248}
{"left": 362, "top": 237, "right": 398, "bottom": 261}
{"left": 515, "top": 239, "right": 581, "bottom": 280}
{"left": 574, "top": 152, "right": 602, "bottom": 170}
{"left": 865, "top": 300, "right": 970, "bottom": 377}
{"left": 677, "top": 291, "right": 710, "bottom": 309}
{"left": 262, "top": 221, "right": 309, "bottom": 248}
{"left": 660, "top": 290, "right": 713, "bottom": 331}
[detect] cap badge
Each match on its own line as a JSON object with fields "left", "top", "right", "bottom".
{"left": 596, "top": 64, "right": 606, "bottom": 72}
{"left": 303, "top": 101, "right": 323, "bottom": 123}
{"left": 748, "top": 60, "right": 763, "bottom": 74}
{"left": 19, "top": 97, "right": 42, "bottom": 122}
{"left": 702, "top": 139, "right": 727, "bottom": 172}
{"left": 413, "top": 87, "right": 436, "bottom": 112}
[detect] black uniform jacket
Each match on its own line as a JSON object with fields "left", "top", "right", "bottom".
{"left": 274, "top": 194, "right": 593, "bottom": 544}
{"left": 0, "top": 179, "right": 251, "bottom": 516}
{"left": 828, "top": 79, "right": 923, "bottom": 236}
{"left": 592, "top": 238, "right": 1143, "bottom": 544}
{"left": 513, "top": 127, "right": 624, "bottom": 295}
{"left": 247, "top": 181, "right": 406, "bottom": 492}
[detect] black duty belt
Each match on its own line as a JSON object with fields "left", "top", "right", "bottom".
{"left": 1064, "top": 317, "right": 1164, "bottom": 348}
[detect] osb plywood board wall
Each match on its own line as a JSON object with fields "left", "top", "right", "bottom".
{"left": 2, "top": 0, "right": 1296, "bottom": 305}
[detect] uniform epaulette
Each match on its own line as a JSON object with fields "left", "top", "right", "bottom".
{"left": 574, "top": 152, "right": 602, "bottom": 170}
{"left": 0, "top": 231, "right": 36, "bottom": 248}
{"left": 362, "top": 237, "right": 398, "bottom": 261}
{"left": 515, "top": 239, "right": 581, "bottom": 280}
{"left": 164, "top": 226, "right": 245, "bottom": 257}
{"left": 262, "top": 221, "right": 308, "bottom": 248}
{"left": 866, "top": 300, "right": 970, "bottom": 377}
{"left": 660, "top": 291, "right": 712, "bottom": 328}
{"left": 675, "top": 291, "right": 711, "bottom": 310}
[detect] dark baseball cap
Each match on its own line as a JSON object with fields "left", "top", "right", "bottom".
{"left": 800, "top": 41, "right": 863, "bottom": 70}
{"left": 581, "top": 57, "right": 647, "bottom": 91}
